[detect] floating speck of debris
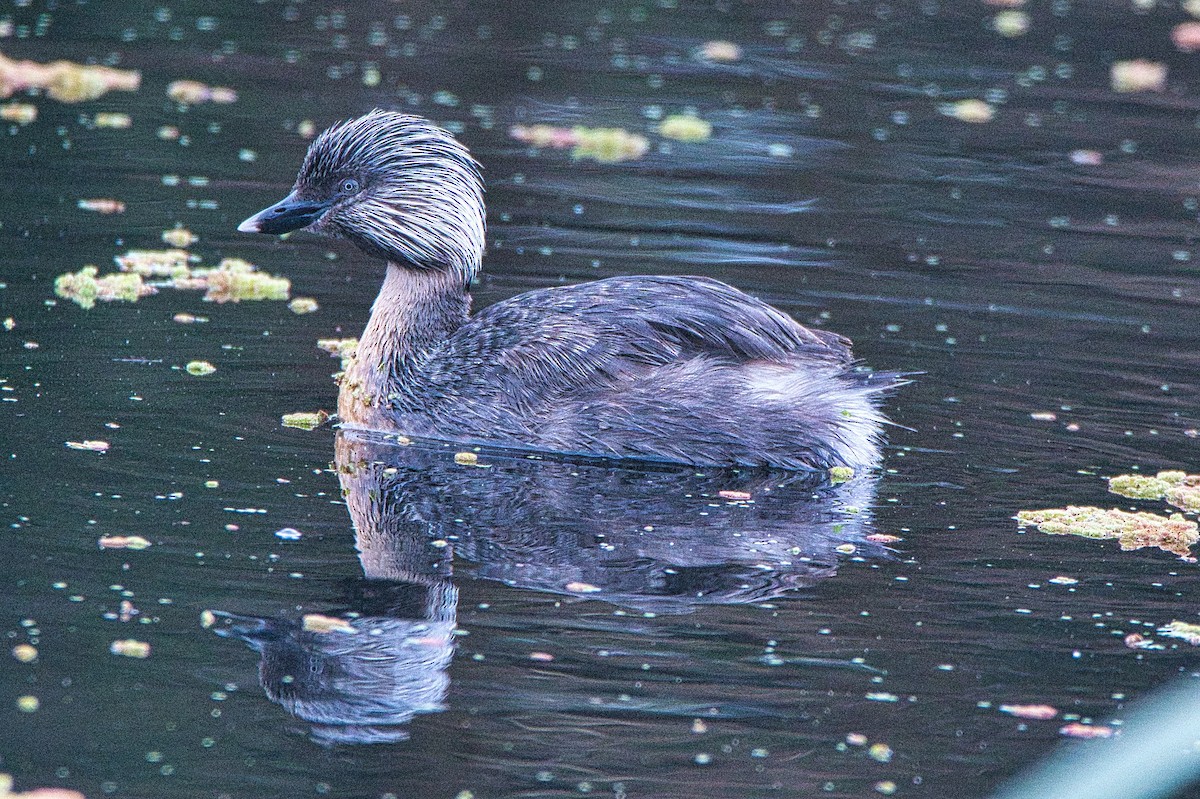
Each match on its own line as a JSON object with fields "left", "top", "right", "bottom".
{"left": 161, "top": 226, "right": 197, "bottom": 248}
{"left": 691, "top": 719, "right": 708, "bottom": 734}
{"left": 999, "top": 703, "right": 1058, "bottom": 720}
{"left": 0, "top": 102, "right": 36, "bottom": 124}
{"left": 874, "top": 781, "right": 897, "bottom": 796}
{"left": 110, "top": 639, "right": 151, "bottom": 658}
{"left": 288, "top": 297, "right": 319, "bottom": 315}
{"left": 867, "top": 533, "right": 904, "bottom": 543}
{"left": 943, "top": 99, "right": 995, "bottom": 123}
{"left": 565, "top": 581, "right": 601, "bottom": 593}
{"left": 454, "top": 451, "right": 479, "bottom": 466}
{"left": 302, "top": 614, "right": 356, "bottom": 634}
{"left": 529, "top": 651, "right": 555, "bottom": 662}
{"left": 274, "top": 527, "right": 302, "bottom": 541}
{"left": 867, "top": 743, "right": 893, "bottom": 763}
{"left": 1048, "top": 575, "right": 1078, "bottom": 585}
{"left": 16, "top": 695, "right": 39, "bottom": 713}
{"left": 1173, "top": 21, "right": 1200, "bottom": 51}
{"left": 992, "top": 10, "right": 1029, "bottom": 36}
{"left": 1069, "top": 149, "right": 1104, "bottom": 166}
{"left": 11, "top": 644, "right": 37, "bottom": 663}
{"left": 185, "top": 360, "right": 216, "bottom": 376}
{"left": 172, "top": 312, "right": 209, "bottom": 324}
{"left": 199, "top": 610, "right": 217, "bottom": 628}
{"left": 281, "top": 410, "right": 330, "bottom": 430}
{"left": 76, "top": 198, "right": 126, "bottom": 214}
{"left": 1111, "top": 59, "right": 1167, "bottom": 93}
{"left": 1059, "top": 722, "right": 1113, "bottom": 739}
{"left": 2, "top": 317, "right": 13, "bottom": 331}
{"left": 65, "top": 439, "right": 109, "bottom": 452}
{"left": 93, "top": 112, "right": 132, "bottom": 129}
{"left": 98, "top": 535, "right": 151, "bottom": 550}
{"left": 846, "top": 732, "right": 869, "bottom": 746}
{"left": 1030, "top": 411, "right": 1057, "bottom": 421}
{"left": 835, "top": 543, "right": 857, "bottom": 554}
{"left": 718, "top": 490, "right": 752, "bottom": 500}
{"left": 658, "top": 114, "right": 712, "bottom": 142}
{"left": 167, "top": 79, "right": 238, "bottom": 105}
{"left": 695, "top": 40, "right": 742, "bottom": 62}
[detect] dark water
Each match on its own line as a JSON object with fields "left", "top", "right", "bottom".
{"left": 3, "top": 1, "right": 1200, "bottom": 797}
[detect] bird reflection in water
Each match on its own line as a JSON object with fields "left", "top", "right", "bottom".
{"left": 208, "top": 429, "right": 892, "bottom": 745}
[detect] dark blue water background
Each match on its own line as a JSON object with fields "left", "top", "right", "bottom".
{"left": 2, "top": 1, "right": 1199, "bottom": 797}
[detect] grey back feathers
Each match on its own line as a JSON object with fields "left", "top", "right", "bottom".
{"left": 299, "top": 110, "right": 486, "bottom": 284}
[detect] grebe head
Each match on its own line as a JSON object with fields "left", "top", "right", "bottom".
{"left": 238, "top": 110, "right": 486, "bottom": 284}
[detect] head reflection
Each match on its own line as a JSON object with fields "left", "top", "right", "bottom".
{"left": 211, "top": 430, "right": 891, "bottom": 745}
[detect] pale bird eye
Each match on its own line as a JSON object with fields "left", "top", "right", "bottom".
{"left": 342, "top": 179, "right": 360, "bottom": 194}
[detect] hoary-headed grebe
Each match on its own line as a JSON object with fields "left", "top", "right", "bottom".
{"left": 239, "top": 110, "right": 900, "bottom": 470}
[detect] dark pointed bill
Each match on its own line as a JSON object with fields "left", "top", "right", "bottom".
{"left": 237, "top": 191, "right": 332, "bottom": 235}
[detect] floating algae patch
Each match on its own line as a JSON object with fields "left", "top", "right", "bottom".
{"left": 192, "top": 258, "right": 290, "bottom": 303}
{"left": 54, "top": 266, "right": 155, "bottom": 309}
{"left": 510, "top": 124, "right": 650, "bottom": 163}
{"left": 161, "top": 226, "right": 198, "bottom": 248}
{"left": 56, "top": 252, "right": 289, "bottom": 308}
{"left": 658, "top": 114, "right": 713, "bottom": 143}
{"left": 185, "top": 360, "right": 216, "bottom": 376}
{"left": 571, "top": 127, "right": 650, "bottom": 163}
{"left": 1159, "top": 620, "right": 1200, "bottom": 645}
{"left": 0, "top": 51, "right": 140, "bottom": 102}
{"left": 318, "top": 337, "right": 358, "bottom": 370}
{"left": 1108, "top": 470, "right": 1200, "bottom": 512}
{"left": 114, "top": 248, "right": 192, "bottom": 277}
{"left": 167, "top": 79, "right": 237, "bottom": 105}
{"left": 288, "top": 297, "right": 319, "bottom": 314}
{"left": 281, "top": 410, "right": 330, "bottom": 430}
{"left": 1016, "top": 506, "right": 1199, "bottom": 558}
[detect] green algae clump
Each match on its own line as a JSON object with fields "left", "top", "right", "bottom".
{"left": 1108, "top": 470, "right": 1200, "bottom": 513}
{"left": 829, "top": 466, "right": 855, "bottom": 483}
{"left": 1016, "top": 506, "right": 1198, "bottom": 558}
{"left": 185, "top": 360, "right": 216, "bottom": 376}
{"left": 571, "top": 127, "right": 650, "bottom": 163}
{"left": 195, "top": 258, "right": 290, "bottom": 303}
{"left": 281, "top": 410, "right": 330, "bottom": 430}
{"left": 658, "top": 115, "right": 713, "bottom": 143}
{"left": 54, "top": 266, "right": 155, "bottom": 309}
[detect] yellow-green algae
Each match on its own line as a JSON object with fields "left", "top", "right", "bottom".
{"left": 658, "top": 114, "right": 713, "bottom": 142}
{"left": 54, "top": 266, "right": 154, "bottom": 309}
{"left": 1108, "top": 470, "right": 1200, "bottom": 513}
{"left": 318, "top": 337, "right": 358, "bottom": 371}
{"left": 281, "top": 410, "right": 330, "bottom": 430}
{"left": 829, "top": 466, "right": 855, "bottom": 483}
{"left": 56, "top": 251, "right": 291, "bottom": 308}
{"left": 1159, "top": 620, "right": 1200, "bottom": 645}
{"left": 1016, "top": 506, "right": 1198, "bottom": 558}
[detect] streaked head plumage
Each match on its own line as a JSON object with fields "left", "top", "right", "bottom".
{"left": 239, "top": 110, "right": 486, "bottom": 284}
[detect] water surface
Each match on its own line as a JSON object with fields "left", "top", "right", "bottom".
{"left": 2, "top": 1, "right": 1199, "bottom": 797}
